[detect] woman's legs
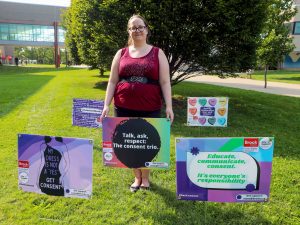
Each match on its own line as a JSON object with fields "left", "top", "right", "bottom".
{"left": 131, "top": 169, "right": 142, "bottom": 187}
{"left": 141, "top": 169, "right": 150, "bottom": 188}
{"left": 131, "top": 169, "right": 150, "bottom": 188}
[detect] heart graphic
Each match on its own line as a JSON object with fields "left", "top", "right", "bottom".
{"left": 198, "top": 98, "right": 207, "bottom": 106}
{"left": 193, "top": 116, "right": 199, "bottom": 120}
{"left": 219, "top": 98, "right": 227, "bottom": 107}
{"left": 189, "top": 107, "right": 197, "bottom": 115}
{"left": 208, "top": 98, "right": 217, "bottom": 106}
{"left": 198, "top": 117, "right": 206, "bottom": 125}
{"left": 208, "top": 117, "right": 216, "bottom": 125}
{"left": 188, "top": 98, "right": 197, "bottom": 106}
{"left": 217, "top": 118, "right": 226, "bottom": 125}
{"left": 217, "top": 108, "right": 226, "bottom": 116}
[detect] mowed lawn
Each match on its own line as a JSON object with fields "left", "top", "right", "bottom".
{"left": 0, "top": 66, "right": 299, "bottom": 225}
{"left": 240, "top": 70, "right": 300, "bottom": 84}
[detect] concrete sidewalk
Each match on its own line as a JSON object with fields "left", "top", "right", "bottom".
{"left": 187, "top": 75, "right": 300, "bottom": 98}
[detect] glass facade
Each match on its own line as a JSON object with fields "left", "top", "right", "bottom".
{"left": 294, "top": 22, "right": 300, "bottom": 34}
{"left": 0, "top": 23, "right": 65, "bottom": 42}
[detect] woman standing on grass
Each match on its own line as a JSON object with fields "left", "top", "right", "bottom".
{"left": 100, "top": 14, "right": 174, "bottom": 192}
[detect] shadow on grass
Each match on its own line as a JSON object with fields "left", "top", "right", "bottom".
{"left": 0, "top": 65, "right": 82, "bottom": 76}
{"left": 0, "top": 74, "right": 54, "bottom": 117}
{"left": 147, "top": 183, "right": 271, "bottom": 225}
{"left": 253, "top": 70, "right": 300, "bottom": 75}
{"left": 171, "top": 82, "right": 300, "bottom": 159}
{"left": 92, "top": 74, "right": 110, "bottom": 78}
{"left": 276, "top": 76, "right": 300, "bottom": 82}
{"left": 94, "top": 81, "right": 108, "bottom": 90}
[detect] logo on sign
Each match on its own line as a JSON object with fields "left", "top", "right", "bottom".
{"left": 102, "top": 142, "right": 112, "bottom": 148}
{"left": 18, "top": 160, "right": 29, "bottom": 168}
{"left": 244, "top": 138, "right": 259, "bottom": 147}
{"left": 259, "top": 138, "right": 273, "bottom": 150}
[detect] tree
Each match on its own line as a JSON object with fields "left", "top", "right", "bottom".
{"left": 61, "top": 7, "right": 82, "bottom": 65}
{"left": 257, "top": 0, "right": 296, "bottom": 88}
{"left": 64, "top": 0, "right": 269, "bottom": 84}
{"left": 63, "top": 0, "right": 120, "bottom": 76}
{"left": 14, "top": 47, "right": 55, "bottom": 64}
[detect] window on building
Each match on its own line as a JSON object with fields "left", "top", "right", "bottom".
{"left": 294, "top": 22, "right": 300, "bottom": 34}
{"left": 0, "top": 23, "right": 65, "bottom": 43}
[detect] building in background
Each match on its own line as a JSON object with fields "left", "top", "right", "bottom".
{"left": 0, "top": 1, "right": 67, "bottom": 67}
{"left": 283, "top": 0, "right": 300, "bottom": 69}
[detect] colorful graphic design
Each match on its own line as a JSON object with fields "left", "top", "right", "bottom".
{"left": 18, "top": 134, "right": 93, "bottom": 199}
{"left": 102, "top": 117, "right": 170, "bottom": 169}
{"left": 187, "top": 97, "right": 229, "bottom": 127}
{"left": 176, "top": 137, "right": 274, "bottom": 202}
{"left": 72, "top": 98, "right": 104, "bottom": 128}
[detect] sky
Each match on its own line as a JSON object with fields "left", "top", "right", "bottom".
{"left": 0, "top": 0, "right": 71, "bottom": 7}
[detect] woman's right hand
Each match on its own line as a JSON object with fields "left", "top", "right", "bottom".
{"left": 99, "top": 105, "right": 110, "bottom": 123}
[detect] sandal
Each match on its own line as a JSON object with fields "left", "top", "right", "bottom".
{"left": 130, "top": 185, "right": 140, "bottom": 192}
{"left": 140, "top": 185, "right": 150, "bottom": 191}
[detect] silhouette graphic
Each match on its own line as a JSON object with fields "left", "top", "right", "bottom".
{"left": 38, "top": 136, "right": 69, "bottom": 196}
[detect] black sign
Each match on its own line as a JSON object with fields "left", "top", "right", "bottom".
{"left": 112, "top": 118, "right": 161, "bottom": 168}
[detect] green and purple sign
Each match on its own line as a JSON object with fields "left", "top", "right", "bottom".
{"left": 176, "top": 137, "right": 274, "bottom": 202}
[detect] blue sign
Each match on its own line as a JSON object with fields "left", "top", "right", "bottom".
{"left": 72, "top": 98, "right": 104, "bottom": 128}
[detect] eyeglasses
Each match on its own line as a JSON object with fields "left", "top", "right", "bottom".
{"left": 128, "top": 26, "right": 146, "bottom": 32}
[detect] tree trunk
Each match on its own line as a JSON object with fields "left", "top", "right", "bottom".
{"left": 264, "top": 65, "right": 268, "bottom": 88}
{"left": 99, "top": 68, "right": 104, "bottom": 77}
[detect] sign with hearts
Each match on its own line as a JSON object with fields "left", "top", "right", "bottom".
{"left": 102, "top": 117, "right": 170, "bottom": 169}
{"left": 187, "top": 97, "right": 229, "bottom": 127}
{"left": 176, "top": 137, "right": 274, "bottom": 202}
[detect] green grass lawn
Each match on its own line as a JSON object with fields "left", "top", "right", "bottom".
{"left": 0, "top": 65, "right": 299, "bottom": 224}
{"left": 240, "top": 70, "right": 300, "bottom": 84}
